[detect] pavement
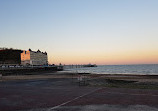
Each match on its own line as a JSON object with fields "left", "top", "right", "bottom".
{"left": 0, "top": 77, "right": 158, "bottom": 111}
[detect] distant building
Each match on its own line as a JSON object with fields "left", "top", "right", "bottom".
{"left": 0, "top": 48, "right": 22, "bottom": 65}
{"left": 21, "top": 49, "right": 48, "bottom": 66}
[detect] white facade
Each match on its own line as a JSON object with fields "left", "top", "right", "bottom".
{"left": 21, "top": 49, "right": 48, "bottom": 66}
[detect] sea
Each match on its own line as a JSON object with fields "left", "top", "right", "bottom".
{"left": 64, "top": 64, "right": 158, "bottom": 75}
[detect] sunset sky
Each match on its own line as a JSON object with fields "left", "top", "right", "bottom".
{"left": 0, "top": 0, "right": 158, "bottom": 65}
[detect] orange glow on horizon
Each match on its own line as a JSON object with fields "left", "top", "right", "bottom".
{"left": 48, "top": 50, "right": 158, "bottom": 65}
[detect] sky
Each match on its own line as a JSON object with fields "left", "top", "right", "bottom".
{"left": 0, "top": 0, "right": 158, "bottom": 65}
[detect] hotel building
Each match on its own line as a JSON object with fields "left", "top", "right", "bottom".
{"left": 21, "top": 49, "right": 48, "bottom": 66}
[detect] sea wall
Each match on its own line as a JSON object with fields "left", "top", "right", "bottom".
{"left": 0, "top": 66, "right": 63, "bottom": 76}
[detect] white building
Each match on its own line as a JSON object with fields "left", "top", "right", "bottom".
{"left": 21, "top": 49, "right": 48, "bottom": 66}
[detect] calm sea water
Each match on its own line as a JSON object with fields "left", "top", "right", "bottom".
{"left": 64, "top": 64, "right": 158, "bottom": 75}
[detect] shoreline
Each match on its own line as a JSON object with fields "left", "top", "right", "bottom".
{"left": 1, "top": 72, "right": 158, "bottom": 83}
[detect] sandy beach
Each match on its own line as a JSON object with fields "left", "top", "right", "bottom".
{"left": 1, "top": 72, "right": 158, "bottom": 83}
{"left": 1, "top": 72, "right": 158, "bottom": 91}
{"left": 1, "top": 72, "right": 158, "bottom": 111}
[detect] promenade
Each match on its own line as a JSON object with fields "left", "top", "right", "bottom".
{"left": 0, "top": 73, "right": 158, "bottom": 111}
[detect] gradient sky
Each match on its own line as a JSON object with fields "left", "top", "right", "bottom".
{"left": 0, "top": 0, "right": 158, "bottom": 65}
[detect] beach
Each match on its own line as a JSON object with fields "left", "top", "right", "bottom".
{"left": 1, "top": 71, "right": 158, "bottom": 83}
{"left": 1, "top": 71, "right": 158, "bottom": 90}
{"left": 1, "top": 72, "right": 158, "bottom": 111}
